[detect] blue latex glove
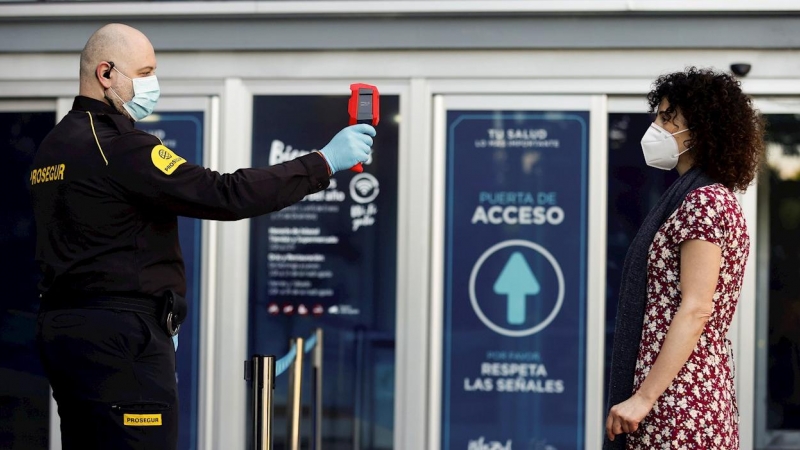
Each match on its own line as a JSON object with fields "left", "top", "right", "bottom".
{"left": 319, "top": 124, "right": 376, "bottom": 174}
{"left": 172, "top": 334, "right": 178, "bottom": 352}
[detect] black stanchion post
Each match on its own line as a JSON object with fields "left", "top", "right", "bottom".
{"left": 246, "top": 355, "right": 275, "bottom": 450}
{"left": 287, "top": 338, "right": 304, "bottom": 450}
{"left": 312, "top": 329, "right": 324, "bottom": 450}
{"left": 263, "top": 355, "right": 275, "bottom": 450}
{"left": 353, "top": 328, "right": 365, "bottom": 449}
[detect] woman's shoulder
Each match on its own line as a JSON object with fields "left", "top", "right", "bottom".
{"left": 685, "top": 183, "right": 737, "bottom": 205}
{"left": 683, "top": 183, "right": 743, "bottom": 219}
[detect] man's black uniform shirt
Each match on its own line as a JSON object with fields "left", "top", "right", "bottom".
{"left": 30, "top": 96, "right": 330, "bottom": 298}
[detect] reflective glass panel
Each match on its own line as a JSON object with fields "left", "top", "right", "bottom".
{"left": 761, "top": 114, "right": 800, "bottom": 433}
{"left": 0, "top": 110, "right": 55, "bottom": 450}
{"left": 604, "top": 112, "right": 676, "bottom": 401}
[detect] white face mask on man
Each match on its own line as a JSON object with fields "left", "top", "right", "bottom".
{"left": 640, "top": 123, "right": 692, "bottom": 171}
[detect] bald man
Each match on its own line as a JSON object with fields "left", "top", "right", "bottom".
{"left": 32, "top": 23, "right": 376, "bottom": 449}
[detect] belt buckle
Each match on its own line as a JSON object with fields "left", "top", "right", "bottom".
{"left": 166, "top": 311, "right": 181, "bottom": 336}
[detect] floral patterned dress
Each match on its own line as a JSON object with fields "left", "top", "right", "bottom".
{"left": 627, "top": 184, "right": 749, "bottom": 450}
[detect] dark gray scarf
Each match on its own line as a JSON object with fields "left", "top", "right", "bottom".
{"left": 604, "top": 166, "right": 714, "bottom": 449}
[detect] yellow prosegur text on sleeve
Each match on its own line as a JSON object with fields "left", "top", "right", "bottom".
{"left": 30, "top": 164, "right": 66, "bottom": 185}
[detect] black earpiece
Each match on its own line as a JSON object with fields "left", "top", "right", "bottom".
{"left": 103, "top": 61, "right": 115, "bottom": 79}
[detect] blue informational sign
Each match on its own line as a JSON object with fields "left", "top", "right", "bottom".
{"left": 442, "top": 110, "right": 589, "bottom": 450}
{"left": 249, "top": 95, "right": 399, "bottom": 449}
{"left": 137, "top": 112, "right": 203, "bottom": 450}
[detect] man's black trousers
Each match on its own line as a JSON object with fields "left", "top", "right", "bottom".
{"left": 36, "top": 308, "right": 178, "bottom": 450}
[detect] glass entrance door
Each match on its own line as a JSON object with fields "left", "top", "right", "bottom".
{"left": 0, "top": 100, "right": 57, "bottom": 450}
{"left": 605, "top": 98, "right": 678, "bottom": 405}
{"left": 754, "top": 98, "right": 800, "bottom": 450}
{"left": 247, "top": 93, "right": 401, "bottom": 450}
{"left": 136, "top": 99, "right": 212, "bottom": 450}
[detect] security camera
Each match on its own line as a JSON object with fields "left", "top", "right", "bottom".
{"left": 730, "top": 63, "right": 752, "bottom": 77}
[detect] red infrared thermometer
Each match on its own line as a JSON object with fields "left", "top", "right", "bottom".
{"left": 348, "top": 83, "right": 380, "bottom": 173}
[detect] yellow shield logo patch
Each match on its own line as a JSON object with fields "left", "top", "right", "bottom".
{"left": 151, "top": 145, "right": 186, "bottom": 175}
{"left": 123, "top": 413, "right": 163, "bottom": 426}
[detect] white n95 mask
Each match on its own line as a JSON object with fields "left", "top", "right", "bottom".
{"left": 640, "top": 123, "right": 692, "bottom": 170}
{"left": 110, "top": 67, "right": 160, "bottom": 122}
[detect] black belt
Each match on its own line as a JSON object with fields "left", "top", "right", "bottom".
{"left": 40, "top": 291, "right": 187, "bottom": 336}
{"left": 40, "top": 294, "right": 161, "bottom": 317}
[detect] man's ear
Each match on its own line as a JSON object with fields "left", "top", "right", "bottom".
{"left": 96, "top": 61, "right": 113, "bottom": 88}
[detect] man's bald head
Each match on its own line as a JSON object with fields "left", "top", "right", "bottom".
{"left": 80, "top": 23, "right": 153, "bottom": 82}
{"left": 79, "top": 23, "right": 157, "bottom": 117}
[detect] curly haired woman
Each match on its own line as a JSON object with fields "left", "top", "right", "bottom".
{"left": 604, "top": 67, "right": 765, "bottom": 449}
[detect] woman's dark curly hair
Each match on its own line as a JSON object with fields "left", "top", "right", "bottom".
{"left": 647, "top": 67, "right": 765, "bottom": 192}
